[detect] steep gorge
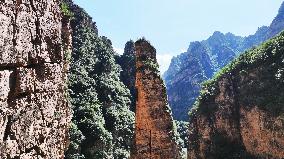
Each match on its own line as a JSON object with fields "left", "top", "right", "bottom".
{"left": 1, "top": 0, "right": 283, "bottom": 158}
{"left": 0, "top": 0, "right": 71, "bottom": 158}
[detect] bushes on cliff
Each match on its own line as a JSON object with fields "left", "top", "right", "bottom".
{"left": 65, "top": 123, "right": 86, "bottom": 159}
{"left": 65, "top": 2, "right": 134, "bottom": 158}
{"left": 135, "top": 38, "right": 160, "bottom": 74}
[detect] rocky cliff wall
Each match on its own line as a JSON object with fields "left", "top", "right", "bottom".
{"left": 188, "top": 32, "right": 284, "bottom": 159}
{"left": 0, "top": 0, "right": 71, "bottom": 158}
{"left": 132, "top": 39, "right": 180, "bottom": 159}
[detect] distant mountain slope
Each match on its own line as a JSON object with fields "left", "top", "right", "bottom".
{"left": 164, "top": 1, "right": 284, "bottom": 121}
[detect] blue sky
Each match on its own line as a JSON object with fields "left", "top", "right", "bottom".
{"left": 73, "top": 0, "right": 283, "bottom": 73}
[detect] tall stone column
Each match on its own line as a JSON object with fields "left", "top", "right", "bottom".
{"left": 132, "top": 39, "right": 180, "bottom": 159}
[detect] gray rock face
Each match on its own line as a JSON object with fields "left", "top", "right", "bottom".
{"left": 0, "top": 0, "right": 71, "bottom": 158}
{"left": 165, "top": 42, "right": 213, "bottom": 121}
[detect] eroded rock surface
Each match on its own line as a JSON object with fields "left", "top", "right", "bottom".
{"left": 131, "top": 39, "right": 180, "bottom": 159}
{"left": 0, "top": 0, "right": 71, "bottom": 158}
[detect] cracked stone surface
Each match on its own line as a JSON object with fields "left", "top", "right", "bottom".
{"left": 0, "top": 0, "right": 71, "bottom": 158}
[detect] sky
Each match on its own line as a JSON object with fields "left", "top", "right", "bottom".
{"left": 73, "top": 0, "right": 283, "bottom": 73}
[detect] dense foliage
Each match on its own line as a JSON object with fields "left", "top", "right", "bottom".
{"left": 64, "top": 1, "right": 134, "bottom": 158}
{"left": 115, "top": 41, "right": 136, "bottom": 112}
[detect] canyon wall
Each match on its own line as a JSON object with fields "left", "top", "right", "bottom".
{"left": 0, "top": 0, "right": 71, "bottom": 158}
{"left": 188, "top": 32, "right": 284, "bottom": 159}
{"left": 132, "top": 39, "right": 180, "bottom": 159}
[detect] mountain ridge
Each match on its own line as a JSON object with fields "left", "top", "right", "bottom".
{"left": 164, "top": 1, "right": 284, "bottom": 121}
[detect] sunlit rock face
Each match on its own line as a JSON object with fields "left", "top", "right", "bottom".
{"left": 0, "top": 0, "right": 72, "bottom": 158}
{"left": 131, "top": 39, "right": 180, "bottom": 159}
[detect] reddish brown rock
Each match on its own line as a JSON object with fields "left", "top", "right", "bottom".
{"left": 132, "top": 39, "right": 180, "bottom": 159}
{"left": 0, "top": 0, "right": 71, "bottom": 158}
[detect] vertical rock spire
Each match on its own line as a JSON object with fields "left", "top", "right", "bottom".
{"left": 132, "top": 38, "right": 180, "bottom": 159}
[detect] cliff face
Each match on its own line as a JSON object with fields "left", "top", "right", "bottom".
{"left": 0, "top": 0, "right": 71, "bottom": 158}
{"left": 132, "top": 39, "right": 180, "bottom": 159}
{"left": 164, "top": 1, "right": 284, "bottom": 121}
{"left": 188, "top": 32, "right": 284, "bottom": 159}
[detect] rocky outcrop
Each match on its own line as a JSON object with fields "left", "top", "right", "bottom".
{"left": 0, "top": 0, "right": 71, "bottom": 158}
{"left": 132, "top": 39, "right": 180, "bottom": 159}
{"left": 164, "top": 1, "right": 284, "bottom": 121}
{"left": 188, "top": 32, "right": 284, "bottom": 159}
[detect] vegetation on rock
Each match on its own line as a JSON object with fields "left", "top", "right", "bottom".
{"left": 60, "top": 2, "right": 74, "bottom": 19}
{"left": 191, "top": 31, "right": 284, "bottom": 117}
{"left": 64, "top": 1, "right": 134, "bottom": 158}
{"left": 188, "top": 31, "right": 284, "bottom": 159}
{"left": 115, "top": 40, "right": 137, "bottom": 111}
